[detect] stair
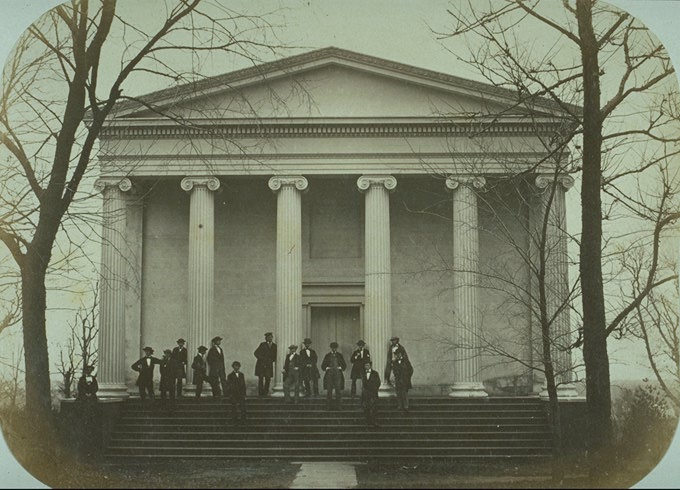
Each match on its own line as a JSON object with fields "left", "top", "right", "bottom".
{"left": 103, "top": 397, "right": 553, "bottom": 462}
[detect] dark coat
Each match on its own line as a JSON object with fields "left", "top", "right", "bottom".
{"left": 361, "top": 369, "right": 381, "bottom": 399}
{"left": 387, "top": 343, "right": 408, "bottom": 364}
{"left": 207, "top": 345, "right": 226, "bottom": 378}
{"left": 299, "top": 346, "right": 320, "bottom": 380}
{"left": 283, "top": 352, "right": 300, "bottom": 381}
{"left": 393, "top": 357, "right": 414, "bottom": 391}
{"left": 171, "top": 346, "right": 188, "bottom": 377}
{"left": 320, "top": 351, "right": 346, "bottom": 391}
{"left": 131, "top": 356, "right": 160, "bottom": 386}
{"left": 160, "top": 357, "right": 180, "bottom": 391}
{"left": 254, "top": 341, "right": 277, "bottom": 377}
{"left": 226, "top": 371, "right": 247, "bottom": 400}
{"left": 76, "top": 375, "right": 98, "bottom": 401}
{"left": 191, "top": 354, "right": 207, "bottom": 377}
{"left": 350, "top": 347, "right": 372, "bottom": 380}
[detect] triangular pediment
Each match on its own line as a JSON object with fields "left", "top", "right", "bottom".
{"left": 113, "top": 47, "right": 575, "bottom": 120}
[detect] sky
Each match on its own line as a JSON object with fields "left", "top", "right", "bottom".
{"left": 0, "top": 0, "right": 680, "bottom": 488}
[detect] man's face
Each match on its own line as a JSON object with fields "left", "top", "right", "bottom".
{"left": 364, "top": 362, "right": 372, "bottom": 372}
{"left": 178, "top": 342, "right": 185, "bottom": 348}
{"left": 233, "top": 365, "right": 241, "bottom": 373}
{"left": 266, "top": 335, "right": 273, "bottom": 343}
{"left": 391, "top": 339, "right": 398, "bottom": 345}
{"left": 144, "top": 351, "right": 152, "bottom": 357}
{"left": 214, "top": 339, "right": 221, "bottom": 346}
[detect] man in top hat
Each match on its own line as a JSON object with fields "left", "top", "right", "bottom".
{"left": 393, "top": 350, "right": 414, "bottom": 412}
{"left": 361, "top": 360, "right": 381, "bottom": 427}
{"left": 320, "top": 342, "right": 347, "bottom": 410}
{"left": 171, "top": 338, "right": 188, "bottom": 397}
{"left": 350, "top": 340, "right": 371, "bottom": 399}
{"left": 191, "top": 346, "right": 208, "bottom": 398}
{"left": 384, "top": 336, "right": 408, "bottom": 384}
{"left": 160, "top": 349, "right": 180, "bottom": 400}
{"left": 282, "top": 344, "right": 301, "bottom": 404}
{"left": 76, "top": 365, "right": 98, "bottom": 402}
{"left": 226, "top": 361, "right": 247, "bottom": 423}
{"left": 299, "top": 338, "right": 320, "bottom": 397}
{"left": 131, "top": 346, "right": 161, "bottom": 401}
{"left": 207, "top": 336, "right": 228, "bottom": 397}
{"left": 254, "top": 332, "right": 277, "bottom": 397}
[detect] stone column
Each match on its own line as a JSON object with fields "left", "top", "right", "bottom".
{"left": 446, "top": 176, "right": 488, "bottom": 398}
{"left": 95, "top": 177, "right": 133, "bottom": 398}
{"left": 534, "top": 174, "right": 578, "bottom": 398}
{"left": 268, "top": 176, "right": 308, "bottom": 395}
{"left": 181, "top": 176, "right": 220, "bottom": 388}
{"left": 357, "top": 175, "right": 396, "bottom": 394}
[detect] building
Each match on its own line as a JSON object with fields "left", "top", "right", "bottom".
{"left": 94, "top": 48, "right": 576, "bottom": 398}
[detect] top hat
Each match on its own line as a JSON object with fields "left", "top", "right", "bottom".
{"left": 329, "top": 341, "right": 339, "bottom": 349}
{"left": 197, "top": 346, "right": 208, "bottom": 352}
{"left": 163, "top": 349, "right": 172, "bottom": 355}
{"left": 303, "top": 338, "right": 312, "bottom": 345}
{"left": 176, "top": 338, "right": 186, "bottom": 344}
{"left": 143, "top": 346, "right": 154, "bottom": 354}
{"left": 264, "top": 332, "right": 273, "bottom": 337}
{"left": 288, "top": 344, "right": 298, "bottom": 350}
{"left": 211, "top": 336, "right": 223, "bottom": 343}
{"left": 356, "top": 340, "right": 366, "bottom": 346}
{"left": 390, "top": 336, "right": 400, "bottom": 342}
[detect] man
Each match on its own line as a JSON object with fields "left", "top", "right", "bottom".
{"left": 361, "top": 360, "right": 381, "bottom": 427}
{"left": 226, "top": 361, "right": 247, "bottom": 423}
{"left": 254, "top": 332, "right": 277, "bottom": 397}
{"left": 76, "top": 365, "right": 98, "bottom": 402}
{"left": 393, "top": 351, "right": 414, "bottom": 412}
{"left": 299, "top": 338, "right": 319, "bottom": 397}
{"left": 207, "top": 336, "right": 228, "bottom": 397}
{"left": 384, "top": 336, "right": 408, "bottom": 384}
{"left": 191, "top": 345, "right": 208, "bottom": 398}
{"left": 282, "top": 344, "right": 301, "bottom": 404}
{"left": 320, "top": 342, "right": 346, "bottom": 410}
{"left": 171, "top": 338, "right": 188, "bottom": 397}
{"left": 350, "top": 340, "right": 371, "bottom": 399}
{"left": 131, "top": 346, "right": 160, "bottom": 401}
{"left": 159, "top": 349, "right": 179, "bottom": 400}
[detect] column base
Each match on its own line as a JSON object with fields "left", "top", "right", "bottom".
{"left": 97, "top": 383, "right": 130, "bottom": 399}
{"left": 539, "top": 383, "right": 580, "bottom": 399}
{"left": 271, "top": 382, "right": 285, "bottom": 398}
{"left": 449, "top": 382, "right": 488, "bottom": 398}
{"left": 378, "top": 381, "right": 396, "bottom": 398}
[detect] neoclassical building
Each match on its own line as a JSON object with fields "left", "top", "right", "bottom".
{"left": 94, "top": 48, "right": 575, "bottom": 398}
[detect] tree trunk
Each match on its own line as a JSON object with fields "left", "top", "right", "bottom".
{"left": 21, "top": 251, "right": 52, "bottom": 421}
{"left": 576, "top": 0, "right": 613, "bottom": 465}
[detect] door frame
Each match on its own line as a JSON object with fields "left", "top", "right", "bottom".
{"left": 302, "top": 282, "right": 364, "bottom": 340}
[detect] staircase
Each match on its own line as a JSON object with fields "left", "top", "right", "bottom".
{"left": 103, "top": 396, "right": 553, "bottom": 462}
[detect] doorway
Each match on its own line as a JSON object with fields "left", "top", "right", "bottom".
{"left": 310, "top": 306, "right": 361, "bottom": 360}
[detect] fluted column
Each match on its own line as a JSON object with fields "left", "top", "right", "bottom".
{"left": 95, "top": 177, "right": 133, "bottom": 398}
{"left": 446, "top": 176, "right": 488, "bottom": 397}
{"left": 181, "top": 176, "right": 220, "bottom": 387}
{"left": 269, "top": 176, "right": 308, "bottom": 395}
{"left": 358, "top": 175, "right": 396, "bottom": 394}
{"left": 534, "top": 174, "right": 578, "bottom": 398}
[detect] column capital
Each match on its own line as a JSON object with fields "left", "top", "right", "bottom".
{"left": 95, "top": 177, "right": 132, "bottom": 193}
{"left": 357, "top": 175, "right": 397, "bottom": 192}
{"left": 181, "top": 176, "right": 221, "bottom": 192}
{"left": 445, "top": 175, "right": 486, "bottom": 191}
{"left": 535, "top": 174, "right": 574, "bottom": 192}
{"left": 268, "top": 175, "right": 308, "bottom": 192}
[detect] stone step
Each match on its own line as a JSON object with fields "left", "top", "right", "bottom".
{"left": 120, "top": 408, "right": 545, "bottom": 416}
{"left": 113, "top": 423, "right": 550, "bottom": 432}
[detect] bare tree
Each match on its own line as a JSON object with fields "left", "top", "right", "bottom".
{"left": 0, "top": 0, "right": 288, "bottom": 421}
{"left": 435, "top": 0, "right": 680, "bottom": 466}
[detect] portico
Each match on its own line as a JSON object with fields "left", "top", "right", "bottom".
{"left": 94, "top": 48, "right": 576, "bottom": 398}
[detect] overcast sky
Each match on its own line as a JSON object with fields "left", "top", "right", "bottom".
{"left": 0, "top": 1, "right": 679, "bottom": 488}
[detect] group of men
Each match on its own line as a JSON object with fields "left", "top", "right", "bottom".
{"left": 130, "top": 333, "right": 414, "bottom": 426}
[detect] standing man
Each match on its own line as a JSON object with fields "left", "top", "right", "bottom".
{"left": 384, "top": 336, "right": 408, "bottom": 385}
{"left": 191, "top": 345, "right": 208, "bottom": 398}
{"left": 282, "top": 344, "right": 301, "bottom": 404}
{"left": 131, "top": 346, "right": 160, "bottom": 401}
{"left": 350, "top": 340, "right": 371, "bottom": 399}
{"left": 159, "top": 349, "right": 179, "bottom": 401}
{"left": 299, "top": 338, "right": 319, "bottom": 397}
{"left": 254, "top": 332, "right": 277, "bottom": 397}
{"left": 361, "top": 360, "right": 381, "bottom": 427}
{"left": 393, "top": 351, "right": 414, "bottom": 412}
{"left": 207, "top": 336, "right": 228, "bottom": 397}
{"left": 320, "top": 342, "right": 346, "bottom": 410}
{"left": 171, "top": 338, "right": 188, "bottom": 398}
{"left": 226, "top": 361, "right": 247, "bottom": 423}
